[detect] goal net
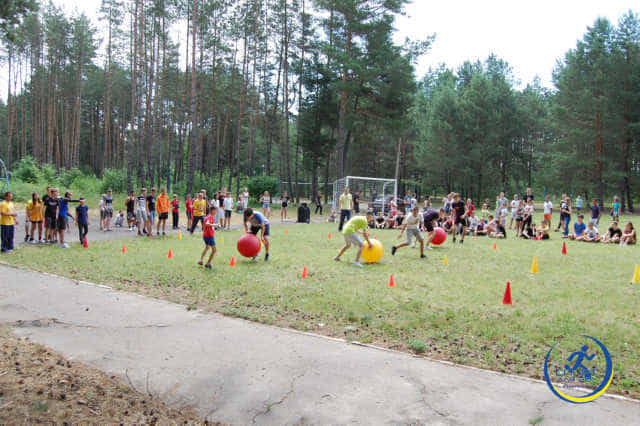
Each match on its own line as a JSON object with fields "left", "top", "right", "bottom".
{"left": 332, "top": 176, "right": 397, "bottom": 215}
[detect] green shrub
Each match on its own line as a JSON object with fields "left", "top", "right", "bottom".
{"left": 59, "top": 168, "right": 85, "bottom": 187}
{"left": 247, "top": 176, "right": 278, "bottom": 201}
{"left": 409, "top": 339, "right": 426, "bottom": 354}
{"left": 102, "top": 168, "right": 127, "bottom": 193}
{"left": 12, "top": 156, "right": 40, "bottom": 183}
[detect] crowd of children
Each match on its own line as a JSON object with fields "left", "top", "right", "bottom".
{"left": 357, "top": 189, "right": 636, "bottom": 247}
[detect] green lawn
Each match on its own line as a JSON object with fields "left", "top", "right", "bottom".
{"left": 3, "top": 215, "right": 639, "bottom": 398}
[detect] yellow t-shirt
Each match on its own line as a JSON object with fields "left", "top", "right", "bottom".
{"left": 0, "top": 201, "right": 16, "bottom": 226}
{"left": 339, "top": 193, "right": 352, "bottom": 210}
{"left": 27, "top": 200, "right": 44, "bottom": 222}
{"left": 193, "top": 199, "right": 207, "bottom": 217}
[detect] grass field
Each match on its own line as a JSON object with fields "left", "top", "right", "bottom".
{"left": 3, "top": 214, "right": 639, "bottom": 398}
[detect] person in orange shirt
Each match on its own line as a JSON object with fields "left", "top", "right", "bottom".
{"left": 156, "top": 188, "right": 170, "bottom": 236}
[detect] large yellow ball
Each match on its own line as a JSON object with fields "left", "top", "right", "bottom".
{"left": 361, "top": 239, "right": 384, "bottom": 263}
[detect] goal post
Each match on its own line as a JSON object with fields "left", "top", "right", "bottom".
{"left": 332, "top": 176, "right": 397, "bottom": 216}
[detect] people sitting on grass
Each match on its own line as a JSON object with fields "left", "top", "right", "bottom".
{"left": 620, "top": 222, "right": 636, "bottom": 246}
{"left": 537, "top": 220, "right": 550, "bottom": 240}
{"left": 583, "top": 222, "right": 600, "bottom": 242}
{"left": 486, "top": 215, "right": 505, "bottom": 238}
{"left": 375, "top": 212, "right": 386, "bottom": 229}
{"left": 366, "top": 211, "right": 375, "bottom": 229}
{"left": 601, "top": 221, "right": 622, "bottom": 243}
{"left": 569, "top": 215, "right": 586, "bottom": 240}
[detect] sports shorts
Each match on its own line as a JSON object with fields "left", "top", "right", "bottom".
{"left": 406, "top": 228, "right": 424, "bottom": 244}
{"left": 343, "top": 233, "right": 364, "bottom": 246}
{"left": 203, "top": 236, "right": 216, "bottom": 247}
{"left": 250, "top": 224, "right": 270, "bottom": 236}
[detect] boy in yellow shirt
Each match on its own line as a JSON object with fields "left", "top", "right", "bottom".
{"left": 189, "top": 193, "right": 207, "bottom": 234}
{"left": 27, "top": 192, "right": 44, "bottom": 243}
{"left": 1, "top": 192, "right": 19, "bottom": 253}
{"left": 156, "top": 188, "right": 170, "bottom": 236}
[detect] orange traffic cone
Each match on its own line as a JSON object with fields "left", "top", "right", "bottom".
{"left": 167, "top": 249, "right": 174, "bottom": 259}
{"left": 122, "top": 245, "right": 127, "bottom": 254}
{"left": 328, "top": 233, "right": 332, "bottom": 240}
{"left": 388, "top": 274, "right": 396, "bottom": 287}
{"left": 562, "top": 241, "right": 567, "bottom": 255}
{"left": 502, "top": 282, "right": 513, "bottom": 305}
{"left": 82, "top": 237, "right": 88, "bottom": 248}
{"left": 493, "top": 243, "right": 497, "bottom": 251}
{"left": 230, "top": 256, "right": 236, "bottom": 267}
{"left": 285, "top": 229, "right": 289, "bottom": 235}
{"left": 301, "top": 266, "right": 308, "bottom": 278}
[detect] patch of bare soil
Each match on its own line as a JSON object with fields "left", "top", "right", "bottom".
{"left": 0, "top": 329, "right": 209, "bottom": 424}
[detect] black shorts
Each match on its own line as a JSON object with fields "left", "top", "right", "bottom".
{"left": 250, "top": 224, "right": 270, "bottom": 236}
{"left": 282, "top": 202, "right": 288, "bottom": 208}
{"left": 455, "top": 216, "right": 468, "bottom": 226}
{"left": 56, "top": 216, "right": 68, "bottom": 230}
{"left": 159, "top": 212, "right": 169, "bottom": 220}
{"left": 45, "top": 215, "right": 56, "bottom": 229}
{"left": 187, "top": 211, "right": 193, "bottom": 219}
{"left": 225, "top": 210, "right": 232, "bottom": 218}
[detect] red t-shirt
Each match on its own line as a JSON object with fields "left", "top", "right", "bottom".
{"left": 185, "top": 199, "right": 193, "bottom": 213}
{"left": 171, "top": 199, "right": 180, "bottom": 213}
{"left": 203, "top": 214, "right": 216, "bottom": 238}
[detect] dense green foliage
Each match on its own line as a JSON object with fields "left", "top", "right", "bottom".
{"left": 1, "top": 1, "right": 639, "bottom": 206}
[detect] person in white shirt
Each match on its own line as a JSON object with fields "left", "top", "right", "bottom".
{"left": 509, "top": 194, "right": 519, "bottom": 229}
{"left": 223, "top": 192, "right": 234, "bottom": 229}
{"left": 543, "top": 195, "right": 553, "bottom": 224}
{"left": 391, "top": 207, "right": 426, "bottom": 258}
{"left": 242, "top": 188, "right": 250, "bottom": 210}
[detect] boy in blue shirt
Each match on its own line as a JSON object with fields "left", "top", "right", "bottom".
{"left": 243, "top": 208, "right": 270, "bottom": 261}
{"left": 590, "top": 198, "right": 601, "bottom": 225}
{"left": 569, "top": 215, "right": 586, "bottom": 241}
{"left": 75, "top": 198, "right": 89, "bottom": 244}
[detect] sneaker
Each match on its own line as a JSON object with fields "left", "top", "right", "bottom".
{"left": 459, "top": 240, "right": 464, "bottom": 244}
{"left": 452, "top": 236, "right": 456, "bottom": 243}
{"left": 24, "top": 235, "right": 29, "bottom": 242}
{"left": 157, "top": 232, "right": 160, "bottom": 236}
{"left": 391, "top": 246, "right": 397, "bottom": 256}
{"left": 198, "top": 260, "right": 203, "bottom": 266}
{"left": 252, "top": 256, "right": 258, "bottom": 261}
{"left": 265, "top": 253, "right": 269, "bottom": 261}
{"left": 425, "top": 246, "right": 433, "bottom": 250}
{"left": 352, "top": 262, "right": 363, "bottom": 267}
{"left": 59, "top": 243, "right": 69, "bottom": 249}
{"left": 205, "top": 263, "right": 213, "bottom": 269}
{"left": 162, "top": 232, "right": 166, "bottom": 236}
{"left": 334, "top": 256, "right": 341, "bottom": 261}
{"left": 420, "top": 254, "right": 426, "bottom": 258}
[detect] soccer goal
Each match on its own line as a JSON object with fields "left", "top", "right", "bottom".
{"left": 332, "top": 176, "right": 397, "bottom": 215}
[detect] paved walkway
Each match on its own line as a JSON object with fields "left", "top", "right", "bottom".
{"left": 1, "top": 265, "right": 638, "bottom": 425}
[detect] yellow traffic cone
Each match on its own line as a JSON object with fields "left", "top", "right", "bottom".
{"left": 443, "top": 255, "right": 448, "bottom": 266}
{"left": 531, "top": 256, "right": 539, "bottom": 274}
{"left": 632, "top": 264, "right": 640, "bottom": 283}
{"left": 221, "top": 237, "right": 224, "bottom": 244}
{"left": 177, "top": 230, "right": 182, "bottom": 240}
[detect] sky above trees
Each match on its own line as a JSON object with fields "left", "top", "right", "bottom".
{"left": 2, "top": 0, "right": 635, "bottom": 93}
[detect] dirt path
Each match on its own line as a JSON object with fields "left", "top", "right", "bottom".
{"left": 1, "top": 265, "right": 638, "bottom": 425}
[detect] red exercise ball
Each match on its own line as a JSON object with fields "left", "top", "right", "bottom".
{"left": 431, "top": 227, "right": 447, "bottom": 245}
{"left": 237, "top": 233, "right": 261, "bottom": 258}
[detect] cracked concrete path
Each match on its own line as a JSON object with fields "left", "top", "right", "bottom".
{"left": 1, "top": 265, "right": 639, "bottom": 425}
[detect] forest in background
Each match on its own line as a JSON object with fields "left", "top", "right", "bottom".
{"left": 0, "top": 1, "right": 639, "bottom": 208}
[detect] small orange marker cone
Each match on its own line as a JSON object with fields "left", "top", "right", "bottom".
{"left": 82, "top": 237, "right": 88, "bottom": 248}
{"left": 388, "top": 274, "right": 396, "bottom": 287}
{"left": 122, "top": 245, "right": 127, "bottom": 254}
{"left": 301, "top": 266, "right": 308, "bottom": 278}
{"left": 230, "top": 256, "right": 236, "bottom": 267}
{"left": 328, "top": 233, "right": 332, "bottom": 239}
{"left": 167, "top": 249, "right": 174, "bottom": 259}
{"left": 562, "top": 241, "right": 567, "bottom": 255}
{"left": 285, "top": 229, "right": 289, "bottom": 235}
{"left": 493, "top": 243, "right": 497, "bottom": 250}
{"left": 502, "top": 282, "right": 513, "bottom": 305}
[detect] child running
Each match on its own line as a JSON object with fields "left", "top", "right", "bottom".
{"left": 334, "top": 215, "right": 372, "bottom": 267}
{"left": 450, "top": 193, "right": 468, "bottom": 244}
{"left": 391, "top": 207, "right": 426, "bottom": 258}
{"left": 198, "top": 206, "right": 218, "bottom": 269}
{"left": 243, "top": 208, "right": 270, "bottom": 261}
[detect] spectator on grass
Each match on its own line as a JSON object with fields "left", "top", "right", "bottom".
{"left": 27, "top": 192, "right": 44, "bottom": 243}
{"left": 561, "top": 197, "right": 572, "bottom": 237}
{"left": 569, "top": 214, "right": 586, "bottom": 241}
{"left": 338, "top": 187, "right": 353, "bottom": 232}
{"left": 75, "top": 198, "right": 89, "bottom": 244}
{"left": 185, "top": 194, "right": 193, "bottom": 230}
{"left": 620, "top": 222, "right": 636, "bottom": 246}
{"left": 156, "top": 188, "right": 170, "bottom": 235}
{"left": 601, "top": 221, "right": 622, "bottom": 244}
{"left": 0, "top": 192, "right": 18, "bottom": 253}
{"left": 590, "top": 198, "right": 601, "bottom": 226}
{"left": 611, "top": 196, "right": 621, "bottom": 222}
{"left": 582, "top": 222, "right": 600, "bottom": 243}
